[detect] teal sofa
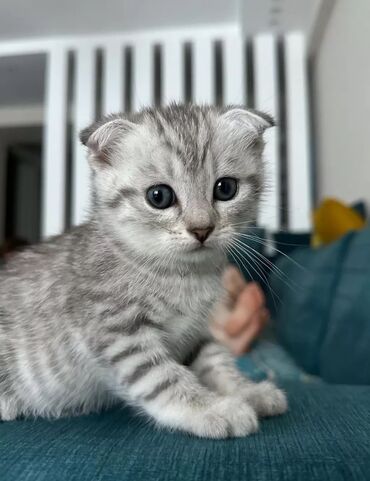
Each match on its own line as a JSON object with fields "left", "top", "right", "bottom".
{"left": 2, "top": 227, "right": 370, "bottom": 480}
{"left": 1, "top": 339, "right": 370, "bottom": 481}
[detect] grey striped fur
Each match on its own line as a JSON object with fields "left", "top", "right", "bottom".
{"left": 0, "top": 104, "right": 287, "bottom": 436}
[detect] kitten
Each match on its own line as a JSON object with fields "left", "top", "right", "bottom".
{"left": 0, "top": 104, "right": 287, "bottom": 438}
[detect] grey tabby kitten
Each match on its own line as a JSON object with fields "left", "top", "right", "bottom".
{"left": 0, "top": 104, "right": 287, "bottom": 438}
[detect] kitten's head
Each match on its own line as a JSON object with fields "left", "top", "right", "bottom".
{"left": 80, "top": 104, "right": 273, "bottom": 266}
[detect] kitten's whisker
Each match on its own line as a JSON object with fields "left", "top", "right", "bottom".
{"left": 228, "top": 245, "right": 280, "bottom": 313}
{"left": 229, "top": 242, "right": 280, "bottom": 310}
{"left": 236, "top": 233, "right": 306, "bottom": 272}
{"left": 227, "top": 246, "right": 254, "bottom": 284}
{"left": 229, "top": 227, "right": 310, "bottom": 248}
{"left": 232, "top": 237, "right": 301, "bottom": 293}
{"left": 238, "top": 230, "right": 309, "bottom": 248}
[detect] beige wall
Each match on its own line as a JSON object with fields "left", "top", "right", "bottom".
{"left": 313, "top": 0, "right": 370, "bottom": 209}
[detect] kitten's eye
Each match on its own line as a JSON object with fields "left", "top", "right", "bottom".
{"left": 146, "top": 184, "right": 176, "bottom": 209}
{"left": 213, "top": 177, "right": 238, "bottom": 201}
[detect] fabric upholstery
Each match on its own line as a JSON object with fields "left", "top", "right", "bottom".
{"left": 271, "top": 228, "right": 370, "bottom": 384}
{"left": 1, "top": 380, "right": 370, "bottom": 481}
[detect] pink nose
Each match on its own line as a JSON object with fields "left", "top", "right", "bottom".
{"left": 188, "top": 226, "right": 214, "bottom": 243}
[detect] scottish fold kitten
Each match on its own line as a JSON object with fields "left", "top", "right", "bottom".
{"left": 0, "top": 104, "right": 287, "bottom": 437}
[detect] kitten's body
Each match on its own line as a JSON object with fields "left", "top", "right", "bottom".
{"left": 0, "top": 104, "right": 287, "bottom": 437}
{"left": 0, "top": 222, "right": 221, "bottom": 418}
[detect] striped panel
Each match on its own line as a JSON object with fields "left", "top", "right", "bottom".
{"left": 223, "top": 33, "right": 245, "bottom": 105}
{"left": 162, "top": 38, "right": 184, "bottom": 105}
{"left": 103, "top": 42, "right": 124, "bottom": 115}
{"left": 132, "top": 39, "right": 154, "bottom": 111}
{"left": 285, "top": 32, "right": 312, "bottom": 231}
{"left": 193, "top": 36, "right": 215, "bottom": 104}
{"left": 42, "top": 46, "right": 68, "bottom": 237}
{"left": 0, "top": 28, "right": 313, "bottom": 241}
{"left": 72, "top": 45, "right": 96, "bottom": 226}
{"left": 254, "top": 33, "right": 280, "bottom": 231}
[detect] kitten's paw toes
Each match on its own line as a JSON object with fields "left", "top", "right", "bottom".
{"left": 243, "top": 381, "right": 288, "bottom": 418}
{"left": 194, "top": 398, "right": 259, "bottom": 438}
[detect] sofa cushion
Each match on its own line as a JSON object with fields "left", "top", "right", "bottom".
{"left": 271, "top": 235, "right": 350, "bottom": 376}
{"left": 271, "top": 227, "right": 370, "bottom": 384}
{"left": 237, "top": 336, "right": 321, "bottom": 384}
{"left": 1, "top": 381, "right": 370, "bottom": 481}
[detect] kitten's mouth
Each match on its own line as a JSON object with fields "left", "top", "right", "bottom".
{"left": 183, "top": 240, "right": 215, "bottom": 254}
{"left": 190, "top": 243, "right": 210, "bottom": 252}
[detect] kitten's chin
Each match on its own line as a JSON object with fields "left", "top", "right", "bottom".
{"left": 179, "top": 243, "right": 223, "bottom": 264}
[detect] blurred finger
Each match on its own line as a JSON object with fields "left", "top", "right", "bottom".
{"left": 225, "top": 283, "right": 265, "bottom": 337}
{"left": 210, "top": 307, "right": 269, "bottom": 355}
{"left": 222, "top": 266, "right": 246, "bottom": 304}
{"left": 250, "top": 282, "right": 265, "bottom": 306}
{"left": 227, "top": 318, "right": 262, "bottom": 356}
{"left": 259, "top": 306, "right": 270, "bottom": 327}
{"left": 229, "top": 307, "right": 269, "bottom": 355}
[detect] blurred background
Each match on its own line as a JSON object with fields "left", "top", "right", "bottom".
{"left": 0, "top": 0, "right": 367, "bottom": 249}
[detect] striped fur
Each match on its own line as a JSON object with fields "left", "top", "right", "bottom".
{"left": 0, "top": 104, "right": 286, "bottom": 437}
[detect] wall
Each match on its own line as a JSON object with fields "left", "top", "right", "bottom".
{"left": 313, "top": 0, "right": 370, "bottom": 209}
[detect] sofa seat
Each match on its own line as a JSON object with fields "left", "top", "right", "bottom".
{"left": 1, "top": 348, "right": 370, "bottom": 481}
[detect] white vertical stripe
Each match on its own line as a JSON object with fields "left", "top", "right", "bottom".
{"left": 42, "top": 46, "right": 68, "bottom": 238}
{"left": 193, "top": 37, "right": 215, "bottom": 104}
{"left": 163, "top": 38, "right": 184, "bottom": 105}
{"left": 133, "top": 40, "right": 153, "bottom": 111}
{"left": 72, "top": 45, "right": 96, "bottom": 226}
{"left": 103, "top": 42, "right": 124, "bottom": 115}
{"left": 223, "top": 34, "right": 245, "bottom": 105}
{"left": 254, "top": 33, "right": 280, "bottom": 231}
{"left": 285, "top": 32, "right": 312, "bottom": 231}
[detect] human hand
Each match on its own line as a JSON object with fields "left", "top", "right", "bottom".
{"left": 210, "top": 266, "right": 269, "bottom": 355}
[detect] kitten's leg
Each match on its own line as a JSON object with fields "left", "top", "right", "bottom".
{"left": 94, "top": 320, "right": 258, "bottom": 438}
{"left": 190, "top": 340, "right": 288, "bottom": 417}
{"left": 0, "top": 395, "right": 22, "bottom": 421}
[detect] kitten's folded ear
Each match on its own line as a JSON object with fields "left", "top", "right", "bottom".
{"left": 220, "top": 107, "right": 275, "bottom": 136}
{"left": 80, "top": 114, "right": 136, "bottom": 166}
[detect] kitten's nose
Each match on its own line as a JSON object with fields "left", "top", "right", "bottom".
{"left": 188, "top": 226, "right": 215, "bottom": 243}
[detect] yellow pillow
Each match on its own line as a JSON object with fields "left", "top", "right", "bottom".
{"left": 312, "top": 198, "right": 365, "bottom": 247}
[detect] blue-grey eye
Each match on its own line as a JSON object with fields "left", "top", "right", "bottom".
{"left": 146, "top": 184, "right": 176, "bottom": 209}
{"left": 213, "top": 177, "right": 238, "bottom": 201}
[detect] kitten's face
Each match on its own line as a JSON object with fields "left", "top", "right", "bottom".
{"left": 81, "top": 105, "right": 273, "bottom": 266}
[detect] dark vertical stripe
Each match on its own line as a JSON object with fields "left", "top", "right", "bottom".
{"left": 153, "top": 44, "right": 162, "bottom": 107}
{"left": 307, "top": 56, "right": 318, "bottom": 207}
{"left": 95, "top": 48, "right": 103, "bottom": 120}
{"left": 277, "top": 36, "right": 288, "bottom": 230}
{"left": 64, "top": 50, "right": 75, "bottom": 231}
{"left": 124, "top": 46, "right": 133, "bottom": 113}
{"left": 246, "top": 38, "right": 255, "bottom": 109}
{"left": 184, "top": 42, "right": 193, "bottom": 104}
{"left": 214, "top": 40, "right": 223, "bottom": 106}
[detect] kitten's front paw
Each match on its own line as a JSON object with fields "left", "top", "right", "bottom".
{"left": 242, "top": 381, "right": 288, "bottom": 418}
{"left": 192, "top": 397, "right": 258, "bottom": 439}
